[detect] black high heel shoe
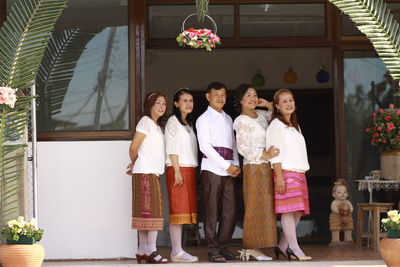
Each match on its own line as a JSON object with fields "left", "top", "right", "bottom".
{"left": 286, "top": 247, "right": 312, "bottom": 261}
{"left": 274, "top": 247, "right": 287, "bottom": 260}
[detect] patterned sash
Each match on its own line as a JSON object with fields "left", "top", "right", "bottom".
{"left": 203, "top": 146, "right": 233, "bottom": 160}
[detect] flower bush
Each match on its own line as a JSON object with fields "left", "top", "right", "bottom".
{"left": 176, "top": 28, "right": 221, "bottom": 51}
{"left": 0, "top": 86, "right": 17, "bottom": 108}
{"left": 1, "top": 216, "right": 44, "bottom": 242}
{"left": 365, "top": 104, "right": 400, "bottom": 151}
{"left": 381, "top": 210, "right": 400, "bottom": 236}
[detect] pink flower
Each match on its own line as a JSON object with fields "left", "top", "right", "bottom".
{"left": 197, "top": 41, "right": 203, "bottom": 45}
{"left": 377, "top": 127, "right": 383, "bottom": 131}
{"left": 385, "top": 116, "right": 391, "bottom": 121}
{"left": 387, "top": 123, "right": 395, "bottom": 132}
{"left": 182, "top": 39, "right": 187, "bottom": 43}
{"left": 389, "top": 103, "right": 395, "bottom": 108}
{"left": 188, "top": 32, "right": 196, "bottom": 39}
{"left": 379, "top": 108, "right": 385, "bottom": 113}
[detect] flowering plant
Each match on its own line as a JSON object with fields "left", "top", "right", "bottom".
{"left": 365, "top": 104, "right": 400, "bottom": 151}
{"left": 176, "top": 28, "right": 221, "bottom": 51}
{"left": 381, "top": 210, "right": 400, "bottom": 238}
{"left": 0, "top": 86, "right": 17, "bottom": 108}
{"left": 1, "top": 216, "right": 44, "bottom": 242}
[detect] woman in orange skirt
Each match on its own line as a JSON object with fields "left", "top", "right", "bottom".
{"left": 165, "top": 88, "right": 198, "bottom": 263}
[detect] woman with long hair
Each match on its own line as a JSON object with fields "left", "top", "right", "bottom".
{"left": 127, "top": 91, "right": 168, "bottom": 264}
{"left": 233, "top": 84, "right": 279, "bottom": 261}
{"left": 165, "top": 88, "right": 199, "bottom": 263}
{"left": 266, "top": 89, "right": 311, "bottom": 261}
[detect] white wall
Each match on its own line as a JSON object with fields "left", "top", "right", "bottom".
{"left": 37, "top": 141, "right": 137, "bottom": 259}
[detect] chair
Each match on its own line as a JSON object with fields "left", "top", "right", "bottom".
{"left": 355, "top": 202, "right": 393, "bottom": 251}
{"left": 183, "top": 224, "right": 201, "bottom": 246}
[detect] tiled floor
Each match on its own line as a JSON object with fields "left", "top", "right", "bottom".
{"left": 43, "top": 244, "right": 385, "bottom": 266}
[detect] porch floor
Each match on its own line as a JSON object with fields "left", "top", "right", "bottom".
{"left": 43, "top": 245, "right": 386, "bottom": 267}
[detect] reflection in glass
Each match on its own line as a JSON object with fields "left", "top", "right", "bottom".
{"left": 148, "top": 5, "right": 234, "bottom": 38}
{"left": 36, "top": 0, "right": 129, "bottom": 131}
{"left": 342, "top": 3, "right": 400, "bottom": 36}
{"left": 240, "top": 4, "right": 326, "bottom": 37}
{"left": 343, "top": 51, "right": 399, "bottom": 191}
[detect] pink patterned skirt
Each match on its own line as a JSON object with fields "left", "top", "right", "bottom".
{"left": 273, "top": 170, "right": 310, "bottom": 215}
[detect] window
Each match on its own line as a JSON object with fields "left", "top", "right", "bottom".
{"left": 240, "top": 3, "right": 326, "bottom": 37}
{"left": 35, "top": 0, "right": 129, "bottom": 132}
{"left": 148, "top": 5, "right": 234, "bottom": 39}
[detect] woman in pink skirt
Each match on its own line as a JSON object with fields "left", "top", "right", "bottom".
{"left": 266, "top": 89, "right": 311, "bottom": 261}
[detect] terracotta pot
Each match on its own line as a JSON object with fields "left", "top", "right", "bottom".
{"left": 380, "top": 238, "right": 400, "bottom": 267}
{"left": 0, "top": 244, "right": 45, "bottom": 267}
{"left": 380, "top": 149, "right": 400, "bottom": 180}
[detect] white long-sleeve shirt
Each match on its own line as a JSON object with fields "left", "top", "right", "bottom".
{"left": 196, "top": 106, "right": 239, "bottom": 176}
{"left": 266, "top": 118, "right": 310, "bottom": 173}
{"left": 233, "top": 109, "right": 272, "bottom": 165}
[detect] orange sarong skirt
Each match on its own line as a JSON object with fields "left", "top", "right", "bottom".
{"left": 166, "top": 166, "right": 197, "bottom": 224}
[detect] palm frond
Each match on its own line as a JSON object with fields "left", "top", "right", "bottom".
{"left": 0, "top": 0, "right": 67, "bottom": 90}
{"left": 329, "top": 0, "right": 400, "bottom": 80}
{"left": 0, "top": 0, "right": 67, "bottom": 225}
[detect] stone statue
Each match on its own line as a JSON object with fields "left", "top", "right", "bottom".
{"left": 329, "top": 179, "right": 354, "bottom": 246}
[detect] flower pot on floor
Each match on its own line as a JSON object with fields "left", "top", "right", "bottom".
{"left": 0, "top": 243, "right": 45, "bottom": 267}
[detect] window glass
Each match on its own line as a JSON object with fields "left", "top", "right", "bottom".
{"left": 240, "top": 3, "right": 326, "bottom": 37}
{"left": 343, "top": 51, "right": 399, "bottom": 198}
{"left": 342, "top": 3, "right": 400, "bottom": 36}
{"left": 148, "top": 5, "right": 234, "bottom": 38}
{"left": 33, "top": 0, "right": 129, "bottom": 131}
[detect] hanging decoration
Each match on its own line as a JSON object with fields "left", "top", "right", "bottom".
{"left": 283, "top": 67, "right": 298, "bottom": 84}
{"left": 252, "top": 70, "right": 265, "bottom": 87}
{"left": 196, "top": 0, "right": 209, "bottom": 22}
{"left": 176, "top": 13, "right": 221, "bottom": 51}
{"left": 316, "top": 66, "right": 330, "bottom": 83}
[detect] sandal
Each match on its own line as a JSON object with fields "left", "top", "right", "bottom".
{"left": 171, "top": 251, "right": 199, "bottom": 263}
{"left": 222, "top": 251, "right": 240, "bottom": 261}
{"left": 148, "top": 251, "right": 168, "bottom": 264}
{"left": 208, "top": 254, "right": 226, "bottom": 263}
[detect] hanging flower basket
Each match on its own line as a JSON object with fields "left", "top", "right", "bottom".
{"left": 176, "top": 13, "right": 221, "bottom": 51}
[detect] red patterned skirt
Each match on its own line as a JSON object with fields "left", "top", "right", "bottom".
{"left": 166, "top": 166, "right": 197, "bottom": 224}
{"left": 132, "top": 173, "right": 163, "bottom": 230}
{"left": 273, "top": 170, "right": 310, "bottom": 215}
{"left": 242, "top": 163, "right": 277, "bottom": 248}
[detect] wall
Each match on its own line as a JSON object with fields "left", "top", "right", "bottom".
{"left": 37, "top": 141, "right": 137, "bottom": 259}
{"left": 145, "top": 47, "right": 333, "bottom": 95}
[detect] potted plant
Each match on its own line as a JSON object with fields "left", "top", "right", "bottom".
{"left": 365, "top": 104, "right": 400, "bottom": 180}
{"left": 0, "top": 216, "right": 45, "bottom": 267}
{"left": 380, "top": 210, "right": 400, "bottom": 267}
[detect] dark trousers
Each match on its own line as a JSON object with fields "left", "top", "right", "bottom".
{"left": 201, "top": 170, "right": 237, "bottom": 256}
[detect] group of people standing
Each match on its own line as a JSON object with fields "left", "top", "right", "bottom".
{"left": 126, "top": 82, "right": 311, "bottom": 264}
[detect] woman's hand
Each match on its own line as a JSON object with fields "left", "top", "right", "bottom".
{"left": 174, "top": 171, "right": 184, "bottom": 186}
{"left": 265, "top": 145, "right": 280, "bottom": 159}
{"left": 275, "top": 178, "right": 285, "bottom": 194}
{"left": 257, "top": 98, "right": 273, "bottom": 110}
{"left": 126, "top": 163, "right": 134, "bottom": 175}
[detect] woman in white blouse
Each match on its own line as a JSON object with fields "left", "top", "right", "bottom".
{"left": 266, "top": 89, "right": 311, "bottom": 261}
{"left": 233, "top": 84, "right": 280, "bottom": 261}
{"left": 165, "top": 88, "right": 199, "bottom": 263}
{"left": 127, "top": 91, "right": 168, "bottom": 264}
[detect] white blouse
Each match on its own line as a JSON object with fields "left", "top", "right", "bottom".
{"left": 165, "top": 115, "right": 198, "bottom": 167}
{"left": 266, "top": 118, "right": 310, "bottom": 173}
{"left": 132, "top": 116, "right": 165, "bottom": 176}
{"left": 233, "top": 109, "right": 272, "bottom": 165}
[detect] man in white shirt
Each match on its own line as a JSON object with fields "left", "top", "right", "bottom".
{"left": 196, "top": 82, "right": 241, "bottom": 263}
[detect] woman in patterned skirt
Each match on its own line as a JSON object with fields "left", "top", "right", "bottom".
{"left": 127, "top": 91, "right": 168, "bottom": 264}
{"left": 266, "top": 89, "right": 311, "bottom": 261}
{"left": 165, "top": 88, "right": 199, "bottom": 263}
{"left": 233, "top": 84, "right": 280, "bottom": 261}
